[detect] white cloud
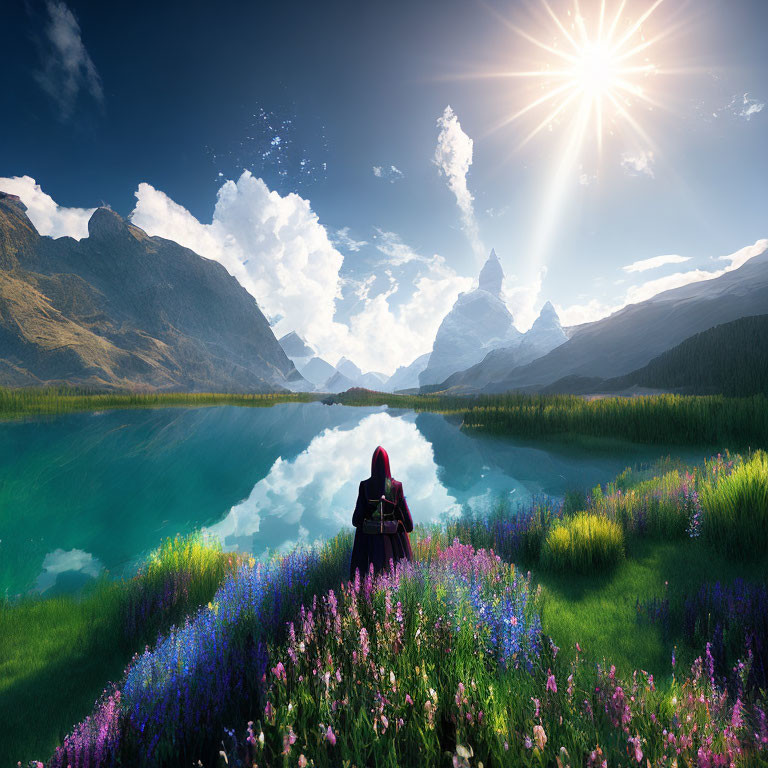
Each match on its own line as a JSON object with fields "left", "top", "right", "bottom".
{"left": 35, "top": 548, "right": 102, "bottom": 592}
{"left": 34, "top": 1, "right": 103, "bottom": 119}
{"left": 717, "top": 239, "right": 768, "bottom": 270}
{"left": 206, "top": 411, "right": 461, "bottom": 552}
{"left": 333, "top": 226, "right": 368, "bottom": 252}
{"left": 372, "top": 165, "right": 404, "bottom": 183}
{"left": 0, "top": 175, "right": 94, "bottom": 239}
{"left": 131, "top": 171, "right": 348, "bottom": 358}
{"left": 556, "top": 298, "right": 622, "bottom": 327}
{"left": 621, "top": 149, "right": 655, "bottom": 178}
{"left": 130, "top": 174, "right": 470, "bottom": 374}
{"left": 434, "top": 106, "right": 485, "bottom": 262}
{"left": 623, "top": 254, "right": 691, "bottom": 273}
{"left": 504, "top": 266, "right": 548, "bottom": 332}
{"left": 740, "top": 94, "right": 764, "bottom": 120}
{"left": 373, "top": 228, "right": 442, "bottom": 268}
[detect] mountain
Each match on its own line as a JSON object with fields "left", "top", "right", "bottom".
{"left": 279, "top": 331, "right": 314, "bottom": 360}
{"left": 419, "top": 249, "right": 520, "bottom": 386}
{"left": 543, "top": 314, "right": 768, "bottom": 396}
{"left": 359, "top": 371, "right": 389, "bottom": 390}
{"left": 0, "top": 192, "right": 303, "bottom": 391}
{"left": 322, "top": 370, "right": 357, "bottom": 393}
{"left": 299, "top": 356, "right": 336, "bottom": 388}
{"left": 482, "top": 244, "right": 768, "bottom": 393}
{"left": 437, "top": 301, "right": 567, "bottom": 392}
{"left": 336, "top": 357, "right": 364, "bottom": 381}
{"left": 386, "top": 352, "right": 431, "bottom": 392}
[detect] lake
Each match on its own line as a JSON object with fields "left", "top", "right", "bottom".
{"left": 0, "top": 403, "right": 703, "bottom": 596}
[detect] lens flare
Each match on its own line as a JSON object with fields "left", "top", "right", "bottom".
{"left": 467, "top": 0, "right": 676, "bottom": 324}
{"left": 493, "top": 0, "right": 669, "bottom": 155}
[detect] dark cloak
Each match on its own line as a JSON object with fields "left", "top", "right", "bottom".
{"left": 349, "top": 446, "right": 413, "bottom": 580}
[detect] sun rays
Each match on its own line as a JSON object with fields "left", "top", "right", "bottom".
{"left": 490, "top": 0, "right": 670, "bottom": 155}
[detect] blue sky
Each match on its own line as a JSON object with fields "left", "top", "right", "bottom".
{"left": 1, "top": 0, "right": 766, "bottom": 373}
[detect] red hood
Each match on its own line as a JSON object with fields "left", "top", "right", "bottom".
{"left": 370, "top": 446, "right": 391, "bottom": 487}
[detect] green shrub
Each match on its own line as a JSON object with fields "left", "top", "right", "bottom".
{"left": 542, "top": 512, "right": 625, "bottom": 573}
{"left": 701, "top": 450, "right": 768, "bottom": 559}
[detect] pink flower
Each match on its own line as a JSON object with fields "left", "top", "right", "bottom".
{"left": 406, "top": 694, "right": 414, "bottom": 706}
{"left": 298, "top": 756, "right": 308, "bottom": 768}
{"left": 325, "top": 725, "right": 336, "bottom": 746}
{"left": 546, "top": 670, "right": 557, "bottom": 693}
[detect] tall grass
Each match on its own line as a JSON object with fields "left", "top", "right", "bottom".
{"left": 328, "top": 389, "right": 768, "bottom": 446}
{"left": 700, "top": 450, "right": 768, "bottom": 559}
{"left": 0, "top": 386, "right": 318, "bottom": 420}
{"left": 541, "top": 513, "right": 625, "bottom": 573}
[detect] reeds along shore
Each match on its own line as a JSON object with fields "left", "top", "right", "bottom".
{"left": 7, "top": 450, "right": 767, "bottom": 767}
{"left": 0, "top": 387, "right": 318, "bottom": 418}
{"left": 2, "top": 386, "right": 766, "bottom": 446}
{"left": 335, "top": 389, "right": 768, "bottom": 446}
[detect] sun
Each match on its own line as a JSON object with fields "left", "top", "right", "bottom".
{"left": 482, "top": 0, "right": 672, "bottom": 160}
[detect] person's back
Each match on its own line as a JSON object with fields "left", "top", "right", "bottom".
{"left": 349, "top": 446, "right": 413, "bottom": 580}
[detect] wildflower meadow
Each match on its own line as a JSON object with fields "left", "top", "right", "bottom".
{"left": 5, "top": 449, "right": 768, "bottom": 767}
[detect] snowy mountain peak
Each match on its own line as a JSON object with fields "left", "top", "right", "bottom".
{"left": 478, "top": 248, "right": 504, "bottom": 297}
{"left": 533, "top": 301, "right": 561, "bottom": 328}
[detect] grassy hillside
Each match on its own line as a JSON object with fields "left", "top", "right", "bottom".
{"left": 598, "top": 314, "right": 768, "bottom": 396}
{"left": 4, "top": 452, "right": 767, "bottom": 767}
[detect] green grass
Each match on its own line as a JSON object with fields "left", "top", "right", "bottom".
{"left": 0, "top": 534, "right": 240, "bottom": 763}
{"left": 0, "top": 386, "right": 319, "bottom": 420}
{"left": 536, "top": 536, "right": 768, "bottom": 678}
{"left": 700, "top": 449, "right": 768, "bottom": 559}
{"left": 326, "top": 388, "right": 768, "bottom": 446}
{"left": 541, "top": 512, "right": 625, "bottom": 573}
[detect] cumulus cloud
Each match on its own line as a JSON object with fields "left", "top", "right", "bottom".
{"left": 131, "top": 171, "right": 347, "bottom": 354}
{"left": 623, "top": 254, "right": 691, "bottom": 273}
{"left": 34, "top": 1, "right": 103, "bottom": 119}
{"left": 434, "top": 106, "right": 485, "bottom": 262}
{"left": 372, "top": 165, "right": 404, "bottom": 183}
{"left": 0, "top": 175, "right": 94, "bottom": 239}
{"left": 130, "top": 173, "right": 469, "bottom": 374}
{"left": 35, "top": 548, "right": 102, "bottom": 592}
{"left": 621, "top": 149, "right": 655, "bottom": 178}
{"left": 333, "top": 226, "right": 368, "bottom": 252}
{"left": 206, "top": 411, "right": 461, "bottom": 553}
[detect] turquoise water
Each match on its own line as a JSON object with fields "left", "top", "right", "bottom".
{"left": 0, "top": 403, "right": 701, "bottom": 596}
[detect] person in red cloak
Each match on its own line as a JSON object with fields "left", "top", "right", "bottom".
{"left": 349, "top": 446, "right": 413, "bottom": 580}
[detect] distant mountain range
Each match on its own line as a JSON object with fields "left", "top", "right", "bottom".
{"left": 0, "top": 192, "right": 303, "bottom": 391}
{"left": 541, "top": 314, "right": 768, "bottom": 397}
{"left": 433, "top": 242, "right": 768, "bottom": 395}
{"left": 3, "top": 183, "right": 764, "bottom": 398}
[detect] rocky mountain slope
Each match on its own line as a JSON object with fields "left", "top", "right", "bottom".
{"left": 0, "top": 192, "right": 303, "bottom": 391}
{"left": 483, "top": 243, "right": 768, "bottom": 393}
{"left": 386, "top": 352, "right": 431, "bottom": 392}
{"left": 542, "top": 314, "right": 768, "bottom": 396}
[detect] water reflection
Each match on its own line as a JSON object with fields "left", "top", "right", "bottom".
{"left": 206, "top": 411, "right": 462, "bottom": 553}
{"left": 0, "top": 403, "right": 701, "bottom": 596}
